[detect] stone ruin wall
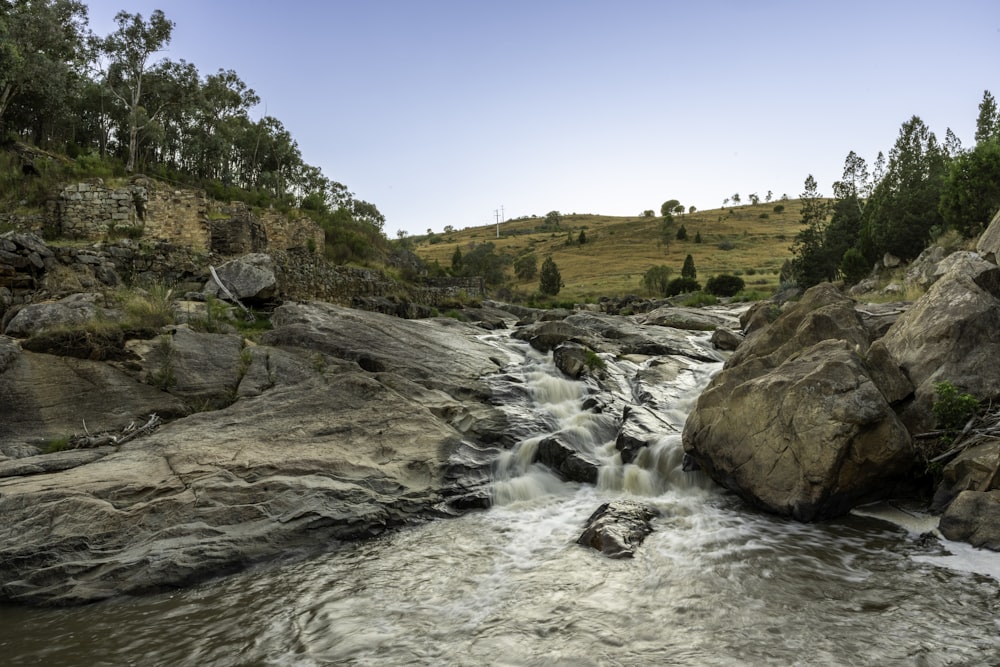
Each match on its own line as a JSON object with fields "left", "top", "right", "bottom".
{"left": 45, "top": 179, "right": 146, "bottom": 240}
{"left": 41, "top": 178, "right": 322, "bottom": 258}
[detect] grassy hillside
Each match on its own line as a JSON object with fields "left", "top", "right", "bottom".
{"left": 411, "top": 201, "right": 808, "bottom": 302}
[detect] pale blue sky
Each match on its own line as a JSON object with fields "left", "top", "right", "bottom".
{"left": 85, "top": 1, "right": 1000, "bottom": 237}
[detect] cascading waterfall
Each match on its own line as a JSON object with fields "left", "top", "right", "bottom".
{"left": 490, "top": 330, "right": 721, "bottom": 505}
{"left": 2, "top": 325, "right": 1000, "bottom": 666}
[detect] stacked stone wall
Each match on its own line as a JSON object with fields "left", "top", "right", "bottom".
{"left": 260, "top": 209, "right": 324, "bottom": 253}
{"left": 45, "top": 179, "right": 146, "bottom": 240}
{"left": 41, "top": 177, "right": 322, "bottom": 258}
{"left": 141, "top": 182, "right": 210, "bottom": 250}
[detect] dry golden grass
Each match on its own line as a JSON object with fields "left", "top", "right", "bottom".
{"left": 413, "top": 201, "right": 808, "bottom": 302}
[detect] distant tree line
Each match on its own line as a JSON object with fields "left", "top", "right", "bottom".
{"left": 787, "top": 90, "right": 1000, "bottom": 287}
{"left": 0, "top": 1, "right": 384, "bottom": 232}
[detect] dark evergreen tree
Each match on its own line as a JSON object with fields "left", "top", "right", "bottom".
{"left": 975, "top": 90, "right": 999, "bottom": 145}
{"left": 676, "top": 224, "right": 688, "bottom": 241}
{"left": 539, "top": 256, "right": 562, "bottom": 296}
{"left": 858, "top": 116, "right": 947, "bottom": 262}
{"left": 681, "top": 254, "right": 697, "bottom": 279}
{"left": 788, "top": 174, "right": 832, "bottom": 287}
{"left": 940, "top": 138, "right": 1000, "bottom": 237}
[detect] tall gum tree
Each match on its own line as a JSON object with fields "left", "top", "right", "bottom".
{"left": 100, "top": 9, "right": 174, "bottom": 172}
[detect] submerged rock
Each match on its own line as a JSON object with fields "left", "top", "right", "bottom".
{"left": 577, "top": 500, "right": 661, "bottom": 558}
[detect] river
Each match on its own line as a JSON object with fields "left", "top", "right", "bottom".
{"left": 2, "top": 327, "right": 999, "bottom": 666}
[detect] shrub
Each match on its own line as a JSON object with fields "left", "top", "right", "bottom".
{"left": 642, "top": 265, "right": 673, "bottom": 296}
{"left": 681, "top": 292, "right": 718, "bottom": 307}
{"left": 839, "top": 247, "right": 870, "bottom": 285}
{"left": 773, "top": 204, "right": 785, "bottom": 214}
{"left": 705, "top": 274, "right": 746, "bottom": 297}
{"left": 932, "top": 382, "right": 980, "bottom": 432}
{"left": 717, "top": 240, "right": 736, "bottom": 251}
{"left": 665, "top": 277, "right": 701, "bottom": 296}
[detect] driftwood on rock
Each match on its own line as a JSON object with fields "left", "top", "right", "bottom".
{"left": 920, "top": 407, "right": 1000, "bottom": 464}
{"left": 209, "top": 265, "right": 254, "bottom": 321}
{"left": 68, "top": 413, "right": 162, "bottom": 450}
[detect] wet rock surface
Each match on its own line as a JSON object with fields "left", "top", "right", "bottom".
{"left": 577, "top": 500, "right": 661, "bottom": 558}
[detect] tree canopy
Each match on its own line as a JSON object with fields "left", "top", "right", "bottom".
{"left": 0, "top": 1, "right": 383, "bottom": 235}
{"left": 786, "top": 92, "right": 999, "bottom": 288}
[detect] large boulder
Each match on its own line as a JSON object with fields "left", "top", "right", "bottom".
{"left": 976, "top": 208, "right": 1000, "bottom": 264}
{"left": 931, "top": 438, "right": 1000, "bottom": 512}
{"left": 683, "top": 284, "right": 915, "bottom": 521}
{"left": 3, "top": 293, "right": 108, "bottom": 338}
{"left": 879, "top": 252, "right": 1000, "bottom": 433}
{"left": 684, "top": 339, "right": 912, "bottom": 520}
{"left": 638, "top": 305, "right": 741, "bottom": 332}
{"left": 938, "top": 490, "right": 1000, "bottom": 550}
{"left": 204, "top": 253, "right": 278, "bottom": 302}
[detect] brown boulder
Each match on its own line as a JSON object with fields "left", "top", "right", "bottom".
{"left": 683, "top": 339, "right": 913, "bottom": 520}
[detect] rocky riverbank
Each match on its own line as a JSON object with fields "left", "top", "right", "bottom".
{"left": 2, "top": 213, "right": 1000, "bottom": 605}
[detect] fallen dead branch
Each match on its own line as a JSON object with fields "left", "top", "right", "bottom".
{"left": 66, "top": 413, "right": 162, "bottom": 449}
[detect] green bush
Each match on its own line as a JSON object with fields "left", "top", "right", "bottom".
{"left": 666, "top": 277, "right": 701, "bottom": 296}
{"left": 932, "top": 382, "right": 980, "bottom": 431}
{"left": 642, "top": 265, "right": 673, "bottom": 296}
{"left": 705, "top": 274, "right": 746, "bottom": 297}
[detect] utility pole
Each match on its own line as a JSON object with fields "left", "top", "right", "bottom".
{"left": 495, "top": 205, "right": 504, "bottom": 238}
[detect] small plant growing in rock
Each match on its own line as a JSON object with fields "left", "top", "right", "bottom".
{"left": 44, "top": 435, "right": 71, "bottom": 454}
{"left": 148, "top": 335, "right": 177, "bottom": 390}
{"left": 585, "top": 350, "right": 605, "bottom": 371}
{"left": 932, "top": 382, "right": 980, "bottom": 433}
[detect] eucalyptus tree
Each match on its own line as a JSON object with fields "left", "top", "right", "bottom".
{"left": 660, "top": 199, "right": 680, "bottom": 217}
{"left": 0, "top": 0, "right": 92, "bottom": 141}
{"left": 99, "top": 9, "right": 175, "bottom": 172}
{"left": 139, "top": 58, "right": 199, "bottom": 169}
{"left": 189, "top": 69, "right": 259, "bottom": 180}
{"left": 825, "top": 152, "right": 870, "bottom": 282}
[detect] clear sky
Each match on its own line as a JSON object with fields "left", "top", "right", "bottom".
{"left": 83, "top": 1, "right": 1000, "bottom": 238}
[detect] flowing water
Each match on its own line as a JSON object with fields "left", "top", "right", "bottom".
{"left": 3, "top": 329, "right": 1000, "bottom": 666}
